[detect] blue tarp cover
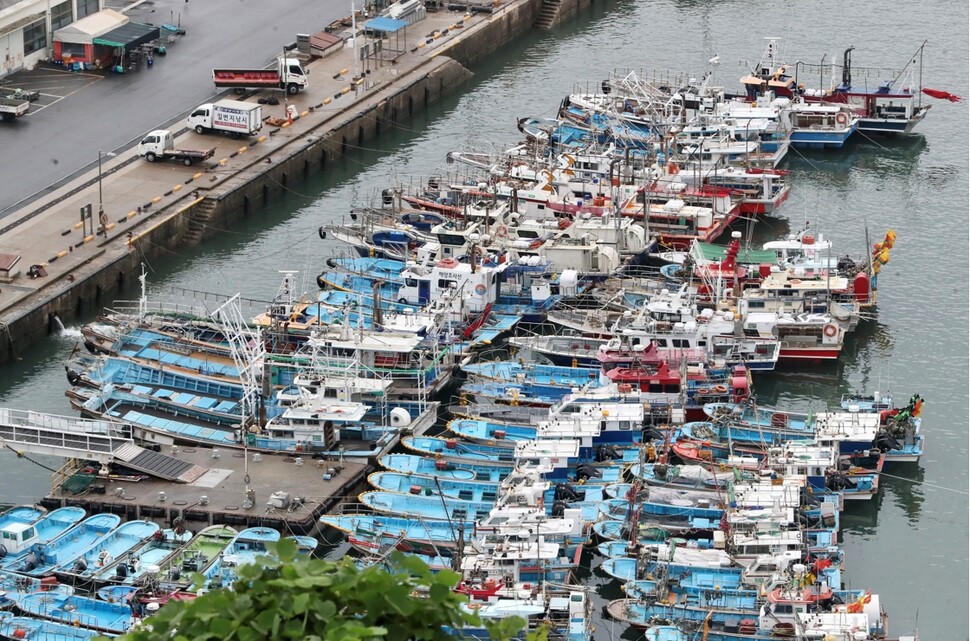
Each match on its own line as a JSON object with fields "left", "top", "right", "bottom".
{"left": 364, "top": 16, "right": 407, "bottom": 33}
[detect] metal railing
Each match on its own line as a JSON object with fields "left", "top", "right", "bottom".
{"left": 0, "top": 407, "right": 133, "bottom": 462}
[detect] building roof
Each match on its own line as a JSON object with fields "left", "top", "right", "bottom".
{"left": 54, "top": 8, "right": 128, "bottom": 44}
{"left": 93, "top": 21, "right": 159, "bottom": 49}
{"left": 364, "top": 16, "right": 406, "bottom": 33}
{"left": 0, "top": 0, "right": 30, "bottom": 11}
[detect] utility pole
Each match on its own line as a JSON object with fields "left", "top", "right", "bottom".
{"left": 351, "top": 2, "right": 360, "bottom": 96}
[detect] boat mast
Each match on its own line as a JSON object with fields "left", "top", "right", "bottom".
{"left": 137, "top": 263, "right": 148, "bottom": 321}
{"left": 818, "top": 54, "right": 826, "bottom": 93}
{"left": 433, "top": 476, "right": 463, "bottom": 572}
{"left": 918, "top": 42, "right": 925, "bottom": 105}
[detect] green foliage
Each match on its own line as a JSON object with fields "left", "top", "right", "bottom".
{"left": 117, "top": 540, "right": 528, "bottom": 641}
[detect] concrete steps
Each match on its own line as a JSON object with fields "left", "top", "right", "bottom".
{"left": 183, "top": 198, "right": 217, "bottom": 244}
{"left": 535, "top": 0, "right": 563, "bottom": 28}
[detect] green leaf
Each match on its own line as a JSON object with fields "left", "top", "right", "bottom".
{"left": 113, "top": 555, "right": 495, "bottom": 641}
{"left": 291, "top": 591, "right": 311, "bottom": 615}
{"left": 391, "top": 551, "right": 431, "bottom": 578}
{"left": 431, "top": 568, "right": 461, "bottom": 588}
{"left": 272, "top": 537, "right": 298, "bottom": 562}
{"left": 428, "top": 582, "right": 452, "bottom": 602}
{"left": 207, "top": 617, "right": 234, "bottom": 638}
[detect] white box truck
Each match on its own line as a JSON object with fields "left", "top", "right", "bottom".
{"left": 187, "top": 100, "right": 263, "bottom": 137}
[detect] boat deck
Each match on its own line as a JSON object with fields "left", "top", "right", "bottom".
{"left": 40, "top": 446, "right": 370, "bottom": 535}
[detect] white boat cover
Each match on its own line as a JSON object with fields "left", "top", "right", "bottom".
{"left": 54, "top": 9, "right": 128, "bottom": 45}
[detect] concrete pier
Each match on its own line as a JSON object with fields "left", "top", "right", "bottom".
{"left": 0, "top": 0, "right": 607, "bottom": 365}
{"left": 40, "top": 446, "right": 370, "bottom": 535}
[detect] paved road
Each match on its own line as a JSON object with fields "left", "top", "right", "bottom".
{"left": 0, "top": 0, "right": 350, "bottom": 215}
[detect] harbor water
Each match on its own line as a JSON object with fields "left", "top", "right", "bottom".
{"left": 1, "top": 0, "right": 967, "bottom": 638}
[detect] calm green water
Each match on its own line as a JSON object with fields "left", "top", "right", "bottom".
{"left": 1, "top": 1, "right": 967, "bottom": 638}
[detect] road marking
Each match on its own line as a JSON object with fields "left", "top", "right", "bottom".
{"left": 24, "top": 75, "right": 102, "bottom": 117}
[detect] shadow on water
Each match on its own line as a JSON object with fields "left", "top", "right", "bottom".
{"left": 751, "top": 363, "right": 843, "bottom": 408}
{"left": 879, "top": 464, "right": 926, "bottom": 528}
{"left": 840, "top": 317, "right": 896, "bottom": 365}
{"left": 784, "top": 133, "right": 929, "bottom": 177}
{"left": 840, "top": 462, "right": 927, "bottom": 536}
{"left": 751, "top": 315, "right": 900, "bottom": 408}
{"left": 839, "top": 484, "right": 884, "bottom": 536}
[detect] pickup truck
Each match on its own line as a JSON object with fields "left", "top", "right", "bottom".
{"left": 137, "top": 130, "right": 215, "bottom": 165}
{"left": 212, "top": 57, "right": 308, "bottom": 95}
{"left": 0, "top": 95, "right": 29, "bottom": 121}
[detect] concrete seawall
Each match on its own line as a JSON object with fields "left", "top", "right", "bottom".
{"left": 209, "top": 56, "right": 474, "bottom": 230}
{"left": 0, "top": 0, "right": 588, "bottom": 365}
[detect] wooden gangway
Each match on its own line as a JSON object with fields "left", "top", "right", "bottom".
{"left": 0, "top": 408, "right": 206, "bottom": 483}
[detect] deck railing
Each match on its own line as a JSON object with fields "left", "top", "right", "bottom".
{"left": 0, "top": 408, "right": 133, "bottom": 461}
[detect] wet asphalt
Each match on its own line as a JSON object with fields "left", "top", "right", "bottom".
{"left": 0, "top": 0, "right": 350, "bottom": 216}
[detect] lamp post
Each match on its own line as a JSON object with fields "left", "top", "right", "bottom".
{"left": 97, "top": 151, "right": 116, "bottom": 237}
{"left": 97, "top": 151, "right": 116, "bottom": 214}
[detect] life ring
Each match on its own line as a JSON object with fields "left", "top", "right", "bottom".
{"left": 474, "top": 284, "right": 487, "bottom": 296}
{"left": 790, "top": 279, "right": 802, "bottom": 285}
{"left": 668, "top": 162, "right": 680, "bottom": 175}
{"left": 696, "top": 388, "right": 709, "bottom": 395}
{"left": 437, "top": 258, "right": 459, "bottom": 268}
{"left": 713, "top": 384, "right": 728, "bottom": 394}
{"left": 823, "top": 323, "right": 838, "bottom": 338}
{"left": 495, "top": 225, "right": 508, "bottom": 238}
{"left": 835, "top": 112, "right": 849, "bottom": 125}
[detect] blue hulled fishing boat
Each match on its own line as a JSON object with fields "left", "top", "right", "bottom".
{"left": 53, "top": 519, "right": 160, "bottom": 579}
{"left": 320, "top": 500, "right": 589, "bottom": 557}
{"left": 463, "top": 360, "right": 603, "bottom": 389}
{"left": 0, "top": 505, "right": 47, "bottom": 536}
{"left": 445, "top": 417, "right": 541, "bottom": 446}
{"left": 377, "top": 453, "right": 481, "bottom": 480}
{"left": 359, "top": 491, "right": 528, "bottom": 523}
{"left": 371, "top": 469, "right": 590, "bottom": 501}
{"left": 96, "top": 584, "right": 140, "bottom": 603}
{"left": 607, "top": 578, "right": 884, "bottom": 638}
{"left": 0, "top": 507, "right": 86, "bottom": 572}
{"left": 13, "top": 591, "right": 133, "bottom": 634}
{"left": 12, "top": 513, "right": 121, "bottom": 577}
{"left": 0, "top": 614, "right": 104, "bottom": 641}
{"left": 89, "top": 528, "right": 194, "bottom": 585}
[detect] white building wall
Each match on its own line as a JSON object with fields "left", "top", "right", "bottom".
{"left": 0, "top": 0, "right": 101, "bottom": 79}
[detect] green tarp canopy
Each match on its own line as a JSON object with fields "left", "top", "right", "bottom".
{"left": 93, "top": 22, "right": 160, "bottom": 50}
{"left": 62, "top": 471, "right": 96, "bottom": 495}
{"left": 695, "top": 241, "right": 777, "bottom": 265}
